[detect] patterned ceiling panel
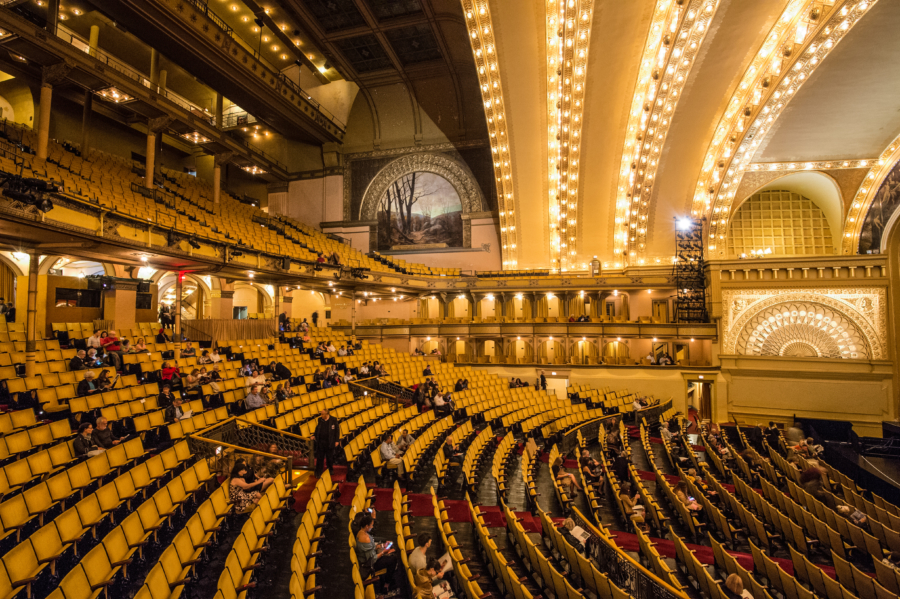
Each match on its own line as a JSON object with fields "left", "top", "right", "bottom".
{"left": 301, "top": 0, "right": 367, "bottom": 32}
{"left": 333, "top": 34, "right": 394, "bottom": 72}
{"left": 367, "top": 0, "right": 424, "bottom": 20}
{"left": 384, "top": 23, "right": 442, "bottom": 65}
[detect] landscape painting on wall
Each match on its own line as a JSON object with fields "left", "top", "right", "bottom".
{"left": 377, "top": 172, "right": 463, "bottom": 250}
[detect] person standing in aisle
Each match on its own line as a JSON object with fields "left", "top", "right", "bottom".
{"left": 312, "top": 310, "right": 319, "bottom": 327}
{"left": 314, "top": 408, "right": 339, "bottom": 477}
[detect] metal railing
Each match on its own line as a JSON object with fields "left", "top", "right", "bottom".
{"left": 172, "top": 0, "right": 345, "bottom": 131}
{"left": 187, "top": 416, "right": 314, "bottom": 483}
{"left": 53, "top": 26, "right": 287, "bottom": 170}
{"left": 570, "top": 505, "right": 687, "bottom": 599}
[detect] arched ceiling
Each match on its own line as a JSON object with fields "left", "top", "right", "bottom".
{"left": 283, "top": 0, "right": 898, "bottom": 269}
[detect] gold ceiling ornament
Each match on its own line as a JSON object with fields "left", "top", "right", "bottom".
{"left": 612, "top": 0, "right": 721, "bottom": 268}
{"left": 460, "top": 0, "right": 518, "bottom": 269}
{"left": 841, "top": 131, "right": 900, "bottom": 254}
{"left": 748, "top": 158, "right": 879, "bottom": 172}
{"left": 722, "top": 287, "right": 885, "bottom": 359}
{"left": 697, "top": 0, "right": 876, "bottom": 255}
{"left": 545, "top": 0, "right": 594, "bottom": 273}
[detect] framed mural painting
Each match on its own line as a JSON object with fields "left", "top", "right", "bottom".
{"left": 376, "top": 172, "right": 463, "bottom": 251}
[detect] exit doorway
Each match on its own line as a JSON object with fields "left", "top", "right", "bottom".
{"left": 688, "top": 380, "right": 713, "bottom": 422}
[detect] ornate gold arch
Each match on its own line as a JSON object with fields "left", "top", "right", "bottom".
{"left": 359, "top": 153, "right": 486, "bottom": 249}
{"left": 722, "top": 287, "right": 886, "bottom": 359}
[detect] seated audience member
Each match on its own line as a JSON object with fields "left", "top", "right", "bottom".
{"left": 165, "top": 397, "right": 188, "bottom": 422}
{"left": 210, "top": 348, "right": 223, "bottom": 363}
{"left": 180, "top": 341, "right": 196, "bottom": 358}
{"left": 161, "top": 361, "right": 182, "bottom": 388}
{"left": 396, "top": 429, "right": 415, "bottom": 452}
{"left": 673, "top": 481, "right": 704, "bottom": 515}
{"left": 244, "top": 385, "right": 268, "bottom": 410}
{"left": 77, "top": 371, "right": 102, "bottom": 396}
{"left": 551, "top": 456, "right": 581, "bottom": 496}
{"left": 355, "top": 513, "right": 401, "bottom": 593}
{"left": 837, "top": 504, "right": 868, "bottom": 526}
{"left": 882, "top": 551, "right": 900, "bottom": 570}
{"left": 93, "top": 417, "right": 121, "bottom": 449}
{"left": 379, "top": 433, "right": 405, "bottom": 479}
{"left": 74, "top": 423, "right": 104, "bottom": 456}
{"left": 619, "top": 481, "right": 648, "bottom": 532}
{"left": 198, "top": 350, "right": 213, "bottom": 364}
{"left": 229, "top": 462, "right": 263, "bottom": 513}
{"left": 158, "top": 384, "right": 176, "bottom": 407}
{"left": 131, "top": 337, "right": 149, "bottom": 353}
{"left": 245, "top": 368, "right": 267, "bottom": 392}
{"left": 560, "top": 518, "right": 587, "bottom": 553}
{"left": 725, "top": 573, "right": 753, "bottom": 599}
{"left": 69, "top": 349, "right": 87, "bottom": 371}
{"left": 579, "top": 449, "right": 604, "bottom": 487}
{"left": 415, "top": 558, "right": 454, "bottom": 599}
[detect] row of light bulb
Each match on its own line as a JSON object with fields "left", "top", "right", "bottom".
{"left": 701, "top": 0, "right": 872, "bottom": 253}
{"left": 625, "top": 0, "right": 720, "bottom": 264}
{"left": 546, "top": 0, "right": 593, "bottom": 272}
{"left": 692, "top": 0, "right": 819, "bottom": 234}
{"left": 695, "top": 0, "right": 829, "bottom": 250}
{"left": 463, "top": 1, "right": 518, "bottom": 269}
{"left": 842, "top": 132, "right": 900, "bottom": 253}
{"left": 613, "top": 0, "right": 718, "bottom": 266}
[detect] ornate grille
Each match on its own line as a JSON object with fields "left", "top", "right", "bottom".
{"left": 188, "top": 417, "right": 314, "bottom": 485}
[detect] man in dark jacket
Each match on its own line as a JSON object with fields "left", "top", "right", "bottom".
{"left": 314, "top": 408, "right": 340, "bottom": 477}
{"left": 423, "top": 364, "right": 433, "bottom": 376}
{"left": 74, "top": 423, "right": 103, "bottom": 457}
{"left": 273, "top": 362, "right": 292, "bottom": 381}
{"left": 93, "top": 417, "right": 121, "bottom": 449}
{"left": 69, "top": 350, "right": 87, "bottom": 372}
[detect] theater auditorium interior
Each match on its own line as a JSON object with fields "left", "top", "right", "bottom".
{"left": 0, "top": 0, "right": 899, "bottom": 598}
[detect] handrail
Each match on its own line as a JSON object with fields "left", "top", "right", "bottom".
{"left": 53, "top": 24, "right": 289, "bottom": 170}
{"left": 569, "top": 504, "right": 690, "bottom": 599}
{"left": 234, "top": 417, "right": 310, "bottom": 441}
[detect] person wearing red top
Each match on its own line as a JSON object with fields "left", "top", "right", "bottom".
{"left": 101, "top": 330, "right": 122, "bottom": 369}
{"left": 161, "top": 361, "right": 182, "bottom": 388}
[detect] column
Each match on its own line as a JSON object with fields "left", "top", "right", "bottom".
{"left": 562, "top": 292, "right": 569, "bottom": 318}
{"left": 274, "top": 285, "right": 281, "bottom": 324}
{"left": 144, "top": 130, "right": 156, "bottom": 189}
{"left": 530, "top": 292, "right": 537, "bottom": 320}
{"left": 216, "top": 93, "right": 224, "bottom": 129}
{"left": 158, "top": 69, "right": 168, "bottom": 94}
{"left": 102, "top": 281, "right": 138, "bottom": 330}
{"left": 499, "top": 293, "right": 506, "bottom": 319}
{"left": 213, "top": 152, "right": 233, "bottom": 213}
{"left": 209, "top": 290, "right": 234, "bottom": 319}
{"left": 174, "top": 272, "right": 183, "bottom": 356}
{"left": 24, "top": 253, "right": 38, "bottom": 378}
{"left": 81, "top": 90, "right": 93, "bottom": 158}
{"left": 144, "top": 116, "right": 173, "bottom": 189}
{"left": 88, "top": 25, "right": 99, "bottom": 57}
{"left": 150, "top": 49, "right": 159, "bottom": 88}
{"left": 46, "top": 0, "right": 59, "bottom": 35}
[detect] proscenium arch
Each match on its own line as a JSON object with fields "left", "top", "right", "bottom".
{"left": 358, "top": 152, "right": 487, "bottom": 225}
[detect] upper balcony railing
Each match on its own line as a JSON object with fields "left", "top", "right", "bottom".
{"left": 55, "top": 25, "right": 287, "bottom": 171}
{"left": 180, "top": 0, "right": 345, "bottom": 131}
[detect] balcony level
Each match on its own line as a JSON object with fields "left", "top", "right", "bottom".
{"left": 98, "top": 0, "right": 345, "bottom": 144}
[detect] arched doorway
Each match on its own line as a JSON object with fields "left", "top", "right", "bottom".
{"left": 603, "top": 341, "right": 630, "bottom": 365}
{"left": 569, "top": 339, "right": 598, "bottom": 365}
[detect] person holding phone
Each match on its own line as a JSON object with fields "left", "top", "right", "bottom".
{"left": 354, "top": 513, "right": 401, "bottom": 593}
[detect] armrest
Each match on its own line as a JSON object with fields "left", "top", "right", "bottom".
{"left": 111, "top": 559, "right": 134, "bottom": 567}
